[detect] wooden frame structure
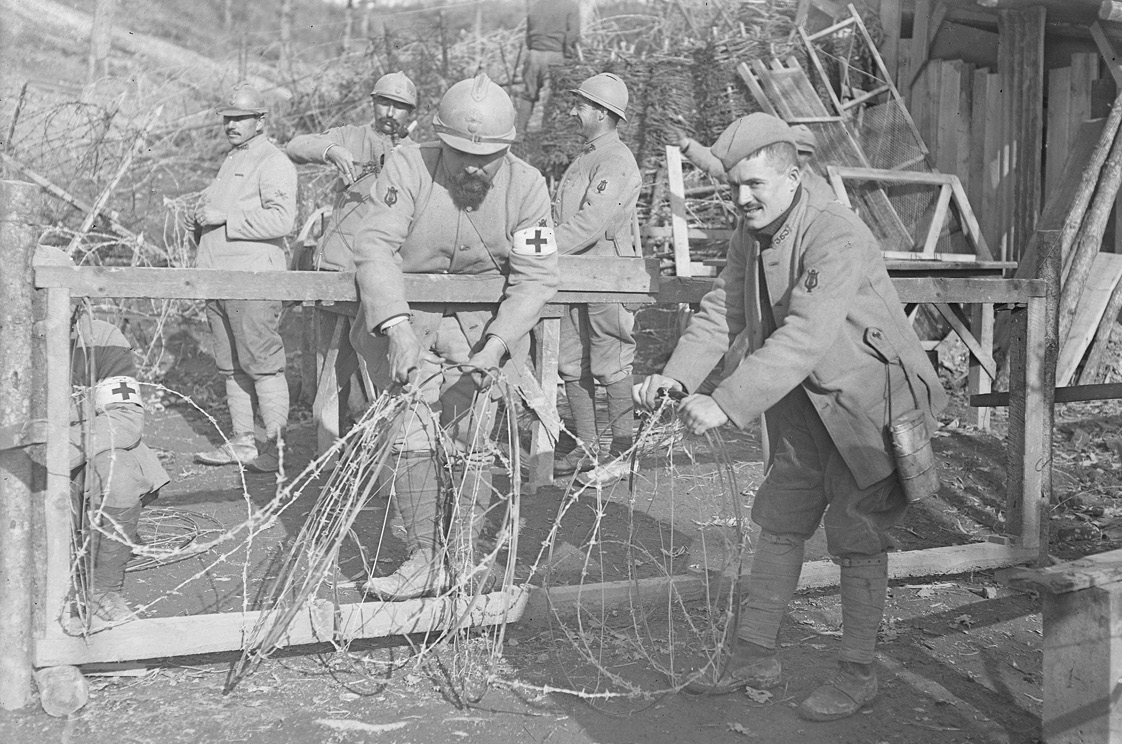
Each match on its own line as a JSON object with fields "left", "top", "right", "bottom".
{"left": 7, "top": 246, "right": 1051, "bottom": 684}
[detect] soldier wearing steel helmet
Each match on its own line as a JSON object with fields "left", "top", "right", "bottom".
{"left": 190, "top": 83, "right": 297, "bottom": 474}
{"left": 285, "top": 71, "right": 419, "bottom": 272}
{"left": 353, "top": 72, "right": 559, "bottom": 600}
{"left": 550, "top": 73, "right": 642, "bottom": 487}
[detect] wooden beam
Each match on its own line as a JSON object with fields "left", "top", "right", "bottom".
{"left": 1006, "top": 547, "right": 1122, "bottom": 594}
{"left": 527, "top": 317, "right": 560, "bottom": 493}
{"left": 1091, "top": 21, "right": 1122, "bottom": 89}
{"left": 878, "top": 0, "right": 902, "bottom": 81}
{"left": 665, "top": 146, "right": 692, "bottom": 279}
{"left": 971, "top": 382, "right": 1122, "bottom": 407}
{"left": 933, "top": 302, "right": 997, "bottom": 379}
{"left": 1045, "top": 65, "right": 1072, "bottom": 200}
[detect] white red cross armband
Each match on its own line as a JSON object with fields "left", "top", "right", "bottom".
{"left": 511, "top": 225, "right": 557, "bottom": 257}
{"left": 92, "top": 376, "right": 142, "bottom": 411}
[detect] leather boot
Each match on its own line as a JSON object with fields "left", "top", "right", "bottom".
{"left": 798, "top": 660, "right": 878, "bottom": 721}
{"left": 683, "top": 640, "right": 782, "bottom": 695}
{"left": 89, "top": 504, "right": 141, "bottom": 623}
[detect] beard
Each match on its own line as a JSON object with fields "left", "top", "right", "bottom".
{"left": 448, "top": 171, "right": 492, "bottom": 211}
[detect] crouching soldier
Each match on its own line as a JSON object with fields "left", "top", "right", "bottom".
{"left": 71, "top": 309, "right": 170, "bottom": 623}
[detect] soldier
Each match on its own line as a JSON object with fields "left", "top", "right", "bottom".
{"left": 285, "top": 72, "right": 418, "bottom": 272}
{"left": 191, "top": 84, "right": 298, "bottom": 474}
{"left": 70, "top": 308, "right": 170, "bottom": 623}
{"left": 677, "top": 123, "right": 836, "bottom": 202}
{"left": 551, "top": 73, "right": 642, "bottom": 486}
{"left": 515, "top": 0, "right": 582, "bottom": 135}
{"left": 352, "top": 73, "right": 559, "bottom": 600}
{"left": 634, "top": 113, "right": 946, "bottom": 720}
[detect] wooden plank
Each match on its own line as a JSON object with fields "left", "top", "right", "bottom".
{"left": 336, "top": 586, "right": 529, "bottom": 640}
{"left": 527, "top": 317, "right": 560, "bottom": 493}
{"left": 893, "top": 277, "right": 1045, "bottom": 303}
{"left": 879, "top": 0, "right": 902, "bottom": 82}
{"left": 968, "top": 67, "right": 990, "bottom": 215}
{"left": 737, "top": 61, "right": 779, "bottom": 116}
{"left": 640, "top": 226, "right": 734, "bottom": 242}
{"left": 1091, "top": 21, "right": 1122, "bottom": 88}
{"left": 1056, "top": 252, "right": 1122, "bottom": 386}
{"left": 34, "top": 601, "right": 335, "bottom": 667}
{"left": 934, "top": 302, "right": 997, "bottom": 379}
{"left": 1045, "top": 66, "right": 1072, "bottom": 201}
{"left": 312, "top": 314, "right": 345, "bottom": 456}
{"left": 831, "top": 166, "right": 954, "bottom": 186}
{"left": 909, "top": 0, "right": 932, "bottom": 92}
{"left": 921, "top": 185, "right": 953, "bottom": 257}
{"left": 665, "top": 146, "right": 692, "bottom": 279}
{"left": 1005, "top": 547, "right": 1122, "bottom": 594}
{"left": 43, "top": 287, "right": 72, "bottom": 644}
{"left": 949, "top": 177, "right": 995, "bottom": 260}
{"left": 34, "top": 257, "right": 663, "bottom": 302}
{"left": 983, "top": 71, "right": 1004, "bottom": 257}
{"left": 935, "top": 61, "right": 961, "bottom": 176}
{"left": 972, "top": 383, "right": 1122, "bottom": 408}
{"left": 1041, "top": 585, "right": 1122, "bottom": 742}
{"left": 1078, "top": 273, "right": 1122, "bottom": 384}
{"left": 969, "top": 302, "right": 995, "bottom": 429}
{"left": 526, "top": 542, "right": 1040, "bottom": 624}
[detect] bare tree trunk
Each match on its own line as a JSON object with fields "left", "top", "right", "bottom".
{"left": 85, "top": 0, "right": 118, "bottom": 86}
{"left": 279, "top": 0, "right": 294, "bottom": 75}
{"left": 474, "top": 4, "right": 484, "bottom": 73}
{"left": 578, "top": 0, "right": 596, "bottom": 39}
{"left": 361, "top": 0, "right": 373, "bottom": 39}
{"left": 343, "top": 0, "right": 355, "bottom": 53}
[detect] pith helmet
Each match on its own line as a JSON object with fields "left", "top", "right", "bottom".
{"left": 432, "top": 72, "right": 517, "bottom": 155}
{"left": 216, "top": 83, "right": 268, "bottom": 117}
{"left": 371, "top": 72, "right": 418, "bottom": 108}
{"left": 571, "top": 73, "right": 629, "bottom": 121}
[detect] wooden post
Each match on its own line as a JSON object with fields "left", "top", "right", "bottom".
{"left": 0, "top": 180, "right": 38, "bottom": 710}
{"left": 527, "top": 317, "right": 560, "bottom": 493}
{"left": 1005, "top": 549, "right": 1122, "bottom": 743}
{"left": 1006, "top": 231, "right": 1058, "bottom": 555}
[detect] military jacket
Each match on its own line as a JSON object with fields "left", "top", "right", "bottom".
{"left": 351, "top": 142, "right": 559, "bottom": 379}
{"left": 70, "top": 317, "right": 170, "bottom": 491}
{"left": 285, "top": 125, "right": 407, "bottom": 271}
{"left": 195, "top": 135, "right": 297, "bottom": 272}
{"left": 663, "top": 188, "right": 947, "bottom": 488}
{"left": 553, "top": 130, "right": 642, "bottom": 257}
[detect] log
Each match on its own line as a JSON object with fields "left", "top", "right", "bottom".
{"left": 1077, "top": 274, "right": 1122, "bottom": 384}
{"left": 1059, "top": 120, "right": 1122, "bottom": 343}
{"left": 0, "top": 181, "right": 38, "bottom": 710}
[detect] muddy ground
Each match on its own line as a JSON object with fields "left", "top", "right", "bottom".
{"left": 3, "top": 306, "right": 1122, "bottom": 744}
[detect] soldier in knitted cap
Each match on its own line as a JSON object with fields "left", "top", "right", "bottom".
{"left": 674, "top": 120, "right": 836, "bottom": 202}
{"left": 635, "top": 112, "right": 946, "bottom": 721}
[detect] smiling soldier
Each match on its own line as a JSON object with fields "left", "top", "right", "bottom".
{"left": 634, "top": 113, "right": 946, "bottom": 721}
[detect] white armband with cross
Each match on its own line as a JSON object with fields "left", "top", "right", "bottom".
{"left": 91, "top": 376, "right": 143, "bottom": 412}
{"left": 511, "top": 225, "right": 557, "bottom": 257}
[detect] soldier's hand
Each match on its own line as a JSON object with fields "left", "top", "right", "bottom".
{"left": 195, "top": 205, "right": 226, "bottom": 226}
{"left": 633, "top": 374, "right": 684, "bottom": 411}
{"left": 679, "top": 394, "right": 729, "bottom": 436}
{"left": 465, "top": 338, "right": 505, "bottom": 389}
{"left": 385, "top": 321, "right": 423, "bottom": 386}
{"left": 181, "top": 208, "right": 197, "bottom": 233}
{"left": 325, "top": 145, "right": 357, "bottom": 185}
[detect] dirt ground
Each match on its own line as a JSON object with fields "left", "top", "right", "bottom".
{"left": 4, "top": 306, "right": 1122, "bottom": 744}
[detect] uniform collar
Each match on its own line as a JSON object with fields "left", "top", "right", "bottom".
{"left": 230, "top": 133, "right": 266, "bottom": 154}
{"left": 580, "top": 129, "right": 619, "bottom": 154}
{"left": 754, "top": 185, "right": 803, "bottom": 243}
